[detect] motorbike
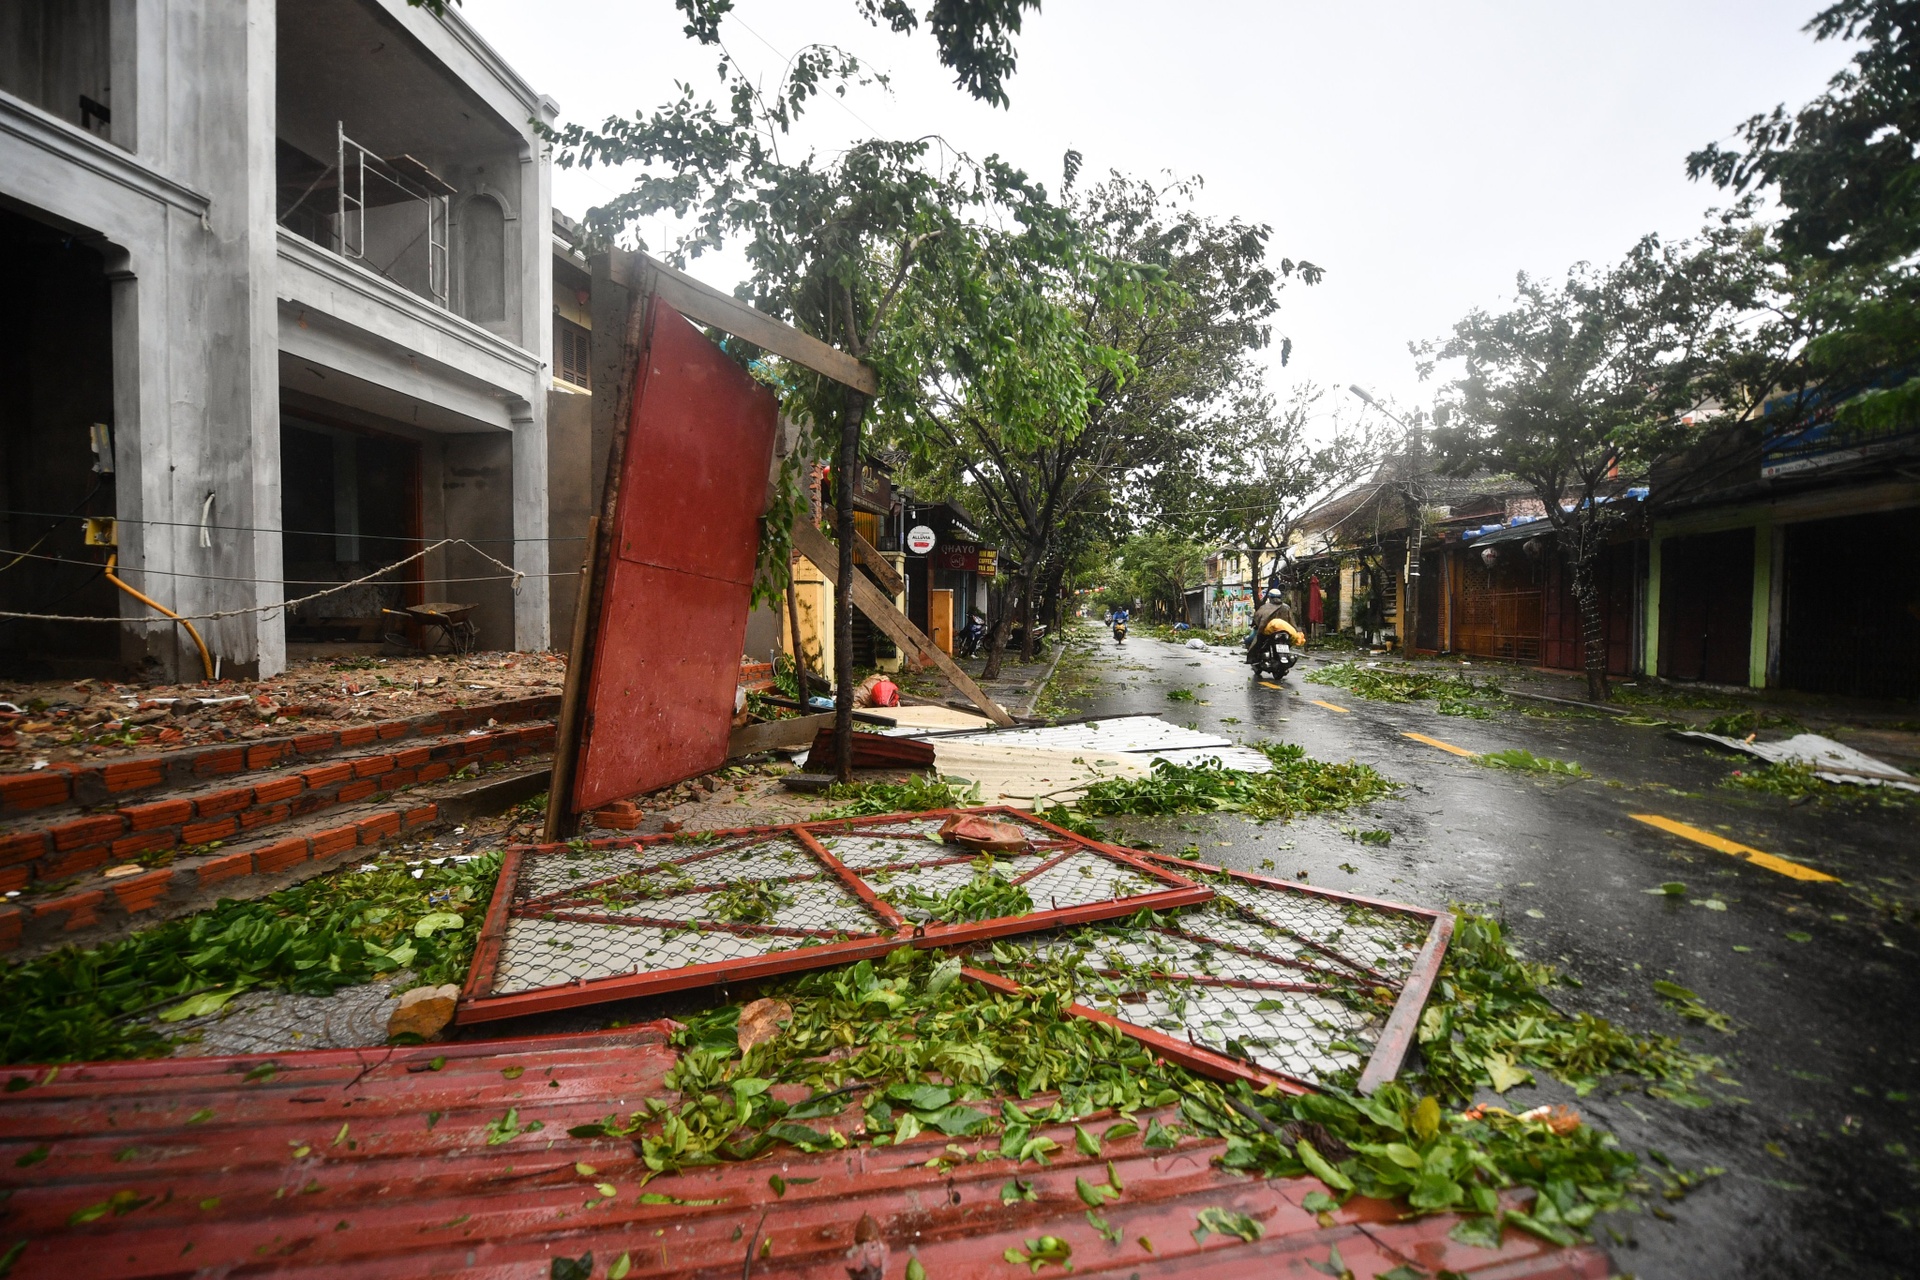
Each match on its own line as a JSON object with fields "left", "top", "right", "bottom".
{"left": 1111, "top": 619, "right": 1128, "bottom": 644}
{"left": 1246, "top": 617, "right": 1301, "bottom": 680}
{"left": 957, "top": 614, "right": 987, "bottom": 658}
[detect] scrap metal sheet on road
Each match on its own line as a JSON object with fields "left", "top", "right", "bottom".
{"left": 936, "top": 715, "right": 1275, "bottom": 771}
{"left": 0, "top": 1026, "right": 1608, "bottom": 1279}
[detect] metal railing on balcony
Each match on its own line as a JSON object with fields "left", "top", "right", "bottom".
{"left": 276, "top": 122, "right": 454, "bottom": 310}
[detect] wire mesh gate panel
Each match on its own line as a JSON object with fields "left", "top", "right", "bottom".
{"left": 458, "top": 809, "right": 1212, "bottom": 1024}
{"left": 964, "top": 854, "right": 1451, "bottom": 1096}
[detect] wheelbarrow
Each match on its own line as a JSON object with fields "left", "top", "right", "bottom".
{"left": 382, "top": 602, "right": 479, "bottom": 655}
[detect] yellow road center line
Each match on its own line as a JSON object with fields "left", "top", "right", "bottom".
{"left": 1258, "top": 681, "right": 1283, "bottom": 691}
{"left": 1403, "top": 731, "right": 1477, "bottom": 758}
{"left": 1629, "top": 813, "right": 1839, "bottom": 883}
{"left": 1310, "top": 700, "right": 1350, "bottom": 713}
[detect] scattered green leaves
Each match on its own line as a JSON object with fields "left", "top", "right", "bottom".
{"left": 1653, "top": 980, "right": 1735, "bottom": 1034}
{"left": 1073, "top": 743, "right": 1394, "bottom": 823}
{"left": 815, "top": 774, "right": 981, "bottom": 818}
{"left": 1476, "top": 749, "right": 1590, "bottom": 778}
{"left": 1193, "top": 1205, "right": 1264, "bottom": 1243}
{"left": 0, "top": 851, "right": 501, "bottom": 1064}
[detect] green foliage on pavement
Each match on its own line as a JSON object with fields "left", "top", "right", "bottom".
{"left": 814, "top": 774, "right": 982, "bottom": 818}
{"left": 1476, "top": 749, "right": 1591, "bottom": 778}
{"left": 1073, "top": 743, "right": 1395, "bottom": 822}
{"left": 0, "top": 853, "right": 500, "bottom": 1065}
{"left": 1308, "top": 660, "right": 1507, "bottom": 719}
{"left": 1723, "top": 759, "right": 1916, "bottom": 808}
{"left": 567, "top": 912, "right": 1719, "bottom": 1242}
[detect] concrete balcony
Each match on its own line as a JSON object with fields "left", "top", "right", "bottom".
{"left": 276, "top": 227, "right": 541, "bottom": 431}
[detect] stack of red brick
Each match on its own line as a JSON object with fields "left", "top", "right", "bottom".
{"left": 0, "top": 696, "right": 558, "bottom": 953}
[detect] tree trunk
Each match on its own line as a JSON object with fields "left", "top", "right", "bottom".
{"left": 1400, "top": 538, "right": 1420, "bottom": 656}
{"left": 1040, "top": 556, "right": 1067, "bottom": 629}
{"left": 1565, "top": 526, "right": 1612, "bottom": 702}
{"left": 784, "top": 558, "right": 809, "bottom": 701}
{"left": 833, "top": 390, "right": 866, "bottom": 782}
{"left": 1018, "top": 564, "right": 1038, "bottom": 663}
{"left": 982, "top": 579, "right": 1012, "bottom": 679}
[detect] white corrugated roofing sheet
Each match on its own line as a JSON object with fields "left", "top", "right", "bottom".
{"left": 931, "top": 715, "right": 1272, "bottom": 773}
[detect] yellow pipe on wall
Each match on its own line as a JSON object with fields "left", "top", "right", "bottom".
{"left": 105, "top": 553, "right": 215, "bottom": 682}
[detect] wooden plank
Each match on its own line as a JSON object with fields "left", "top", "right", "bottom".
{"left": 791, "top": 519, "right": 1015, "bottom": 727}
{"left": 851, "top": 528, "right": 906, "bottom": 596}
{"left": 607, "top": 251, "right": 880, "bottom": 396}
{"left": 542, "top": 515, "right": 599, "bottom": 843}
{"left": 727, "top": 711, "right": 836, "bottom": 757}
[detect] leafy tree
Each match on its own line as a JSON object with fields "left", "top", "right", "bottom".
{"left": 891, "top": 173, "right": 1315, "bottom": 672}
{"left": 1185, "top": 384, "right": 1377, "bottom": 596}
{"left": 544, "top": 10, "right": 1094, "bottom": 777}
{"left": 1688, "top": 0, "right": 1920, "bottom": 438}
{"left": 1113, "top": 531, "right": 1208, "bottom": 621}
{"left": 409, "top": 0, "right": 1043, "bottom": 108}
{"left": 1423, "top": 230, "right": 1768, "bottom": 701}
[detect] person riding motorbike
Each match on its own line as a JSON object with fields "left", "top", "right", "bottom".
{"left": 1246, "top": 587, "right": 1304, "bottom": 669}
{"left": 1110, "top": 606, "right": 1130, "bottom": 643}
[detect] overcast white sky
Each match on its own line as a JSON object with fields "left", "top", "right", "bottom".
{"left": 463, "top": 0, "right": 1848, "bottom": 420}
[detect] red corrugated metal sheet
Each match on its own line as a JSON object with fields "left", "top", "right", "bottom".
{"left": 573, "top": 298, "right": 780, "bottom": 812}
{"left": 0, "top": 1027, "right": 1609, "bottom": 1278}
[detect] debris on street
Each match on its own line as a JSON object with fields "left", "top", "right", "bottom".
{"left": 0, "top": 652, "right": 564, "bottom": 769}
{"left": 456, "top": 809, "right": 1213, "bottom": 1025}
{"left": 1681, "top": 729, "right": 1920, "bottom": 792}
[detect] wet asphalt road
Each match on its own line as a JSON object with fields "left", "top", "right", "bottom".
{"left": 1059, "top": 623, "right": 1920, "bottom": 1279}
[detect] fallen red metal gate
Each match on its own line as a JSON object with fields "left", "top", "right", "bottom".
{"left": 570, "top": 297, "right": 780, "bottom": 814}
{"left": 458, "top": 808, "right": 1212, "bottom": 1024}
{"left": 968, "top": 852, "right": 1453, "bottom": 1096}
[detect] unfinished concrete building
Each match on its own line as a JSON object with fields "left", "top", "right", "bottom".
{"left": 0, "top": 0, "right": 557, "bottom": 680}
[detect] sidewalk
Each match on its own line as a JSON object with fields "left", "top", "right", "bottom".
{"left": 1313, "top": 647, "right": 1920, "bottom": 769}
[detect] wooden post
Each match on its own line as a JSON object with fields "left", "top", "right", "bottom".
{"left": 792, "top": 518, "right": 1013, "bottom": 727}
{"left": 542, "top": 516, "right": 599, "bottom": 842}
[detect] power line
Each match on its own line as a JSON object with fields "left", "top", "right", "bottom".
{"left": 0, "top": 545, "right": 577, "bottom": 586}
{"left": 0, "top": 507, "right": 586, "bottom": 542}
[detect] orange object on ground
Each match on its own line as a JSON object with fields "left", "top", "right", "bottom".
{"left": 938, "top": 813, "right": 1033, "bottom": 852}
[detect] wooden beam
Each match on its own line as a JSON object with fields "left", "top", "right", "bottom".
{"left": 850, "top": 529, "right": 906, "bottom": 597}
{"left": 791, "top": 519, "right": 1014, "bottom": 727}
{"left": 606, "top": 250, "right": 880, "bottom": 396}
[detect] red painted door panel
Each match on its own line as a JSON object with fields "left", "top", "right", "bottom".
{"left": 573, "top": 300, "right": 779, "bottom": 811}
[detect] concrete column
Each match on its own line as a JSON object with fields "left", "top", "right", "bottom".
{"left": 1644, "top": 532, "right": 1663, "bottom": 678}
{"left": 241, "top": 0, "right": 283, "bottom": 677}
{"left": 509, "top": 399, "right": 550, "bottom": 650}
{"left": 1748, "top": 515, "right": 1774, "bottom": 688}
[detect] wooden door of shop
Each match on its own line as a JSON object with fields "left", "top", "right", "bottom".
{"left": 928, "top": 588, "right": 954, "bottom": 654}
{"left": 1659, "top": 528, "right": 1752, "bottom": 684}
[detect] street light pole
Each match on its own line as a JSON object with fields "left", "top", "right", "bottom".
{"left": 1348, "top": 385, "right": 1425, "bottom": 655}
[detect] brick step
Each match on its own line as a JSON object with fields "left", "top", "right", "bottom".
{"left": 0, "top": 694, "right": 560, "bottom": 821}
{"left": 0, "top": 759, "right": 551, "bottom": 958}
{"left": 0, "top": 720, "right": 555, "bottom": 894}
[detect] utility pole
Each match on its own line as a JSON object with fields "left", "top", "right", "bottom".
{"left": 1348, "top": 386, "right": 1426, "bottom": 654}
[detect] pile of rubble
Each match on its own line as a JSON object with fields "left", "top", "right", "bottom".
{"left": 0, "top": 651, "right": 565, "bottom": 769}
